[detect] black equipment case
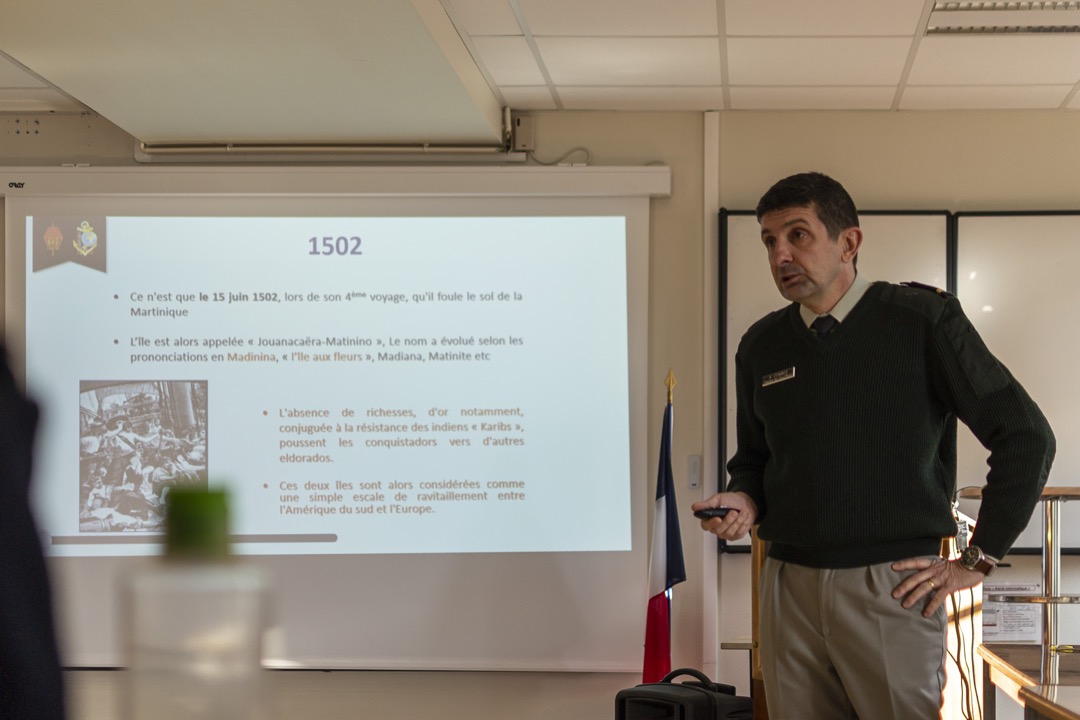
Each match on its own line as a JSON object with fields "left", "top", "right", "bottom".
{"left": 615, "top": 668, "right": 753, "bottom": 720}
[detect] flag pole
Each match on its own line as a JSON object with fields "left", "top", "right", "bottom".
{"left": 643, "top": 368, "right": 686, "bottom": 682}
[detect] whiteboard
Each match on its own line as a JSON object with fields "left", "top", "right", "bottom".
{"left": 955, "top": 213, "right": 1080, "bottom": 551}
{"left": 721, "top": 211, "right": 950, "bottom": 547}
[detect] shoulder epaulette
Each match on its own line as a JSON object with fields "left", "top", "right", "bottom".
{"left": 900, "top": 281, "right": 954, "bottom": 299}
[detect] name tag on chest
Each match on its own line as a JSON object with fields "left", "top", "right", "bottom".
{"left": 761, "top": 367, "right": 795, "bottom": 387}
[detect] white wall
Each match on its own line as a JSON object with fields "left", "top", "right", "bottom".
{"left": 717, "top": 110, "right": 1080, "bottom": 212}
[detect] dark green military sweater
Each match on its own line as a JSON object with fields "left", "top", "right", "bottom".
{"left": 727, "top": 281, "right": 1055, "bottom": 568}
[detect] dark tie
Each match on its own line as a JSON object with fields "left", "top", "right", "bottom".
{"left": 811, "top": 314, "right": 837, "bottom": 338}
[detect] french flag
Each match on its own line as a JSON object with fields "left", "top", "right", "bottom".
{"left": 642, "top": 400, "right": 686, "bottom": 682}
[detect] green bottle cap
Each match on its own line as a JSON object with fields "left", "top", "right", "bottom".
{"left": 164, "top": 488, "right": 230, "bottom": 558}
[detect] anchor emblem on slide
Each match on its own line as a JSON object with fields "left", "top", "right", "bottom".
{"left": 73, "top": 220, "right": 98, "bottom": 257}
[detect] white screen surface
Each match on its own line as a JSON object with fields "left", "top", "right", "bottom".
{"left": 27, "top": 212, "right": 630, "bottom": 556}
{"left": 2, "top": 166, "right": 665, "bottom": 670}
{"left": 956, "top": 213, "right": 1079, "bottom": 551}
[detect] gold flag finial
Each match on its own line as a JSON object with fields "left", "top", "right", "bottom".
{"left": 665, "top": 369, "right": 676, "bottom": 404}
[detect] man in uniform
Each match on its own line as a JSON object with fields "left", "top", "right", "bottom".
{"left": 694, "top": 171, "right": 1055, "bottom": 718}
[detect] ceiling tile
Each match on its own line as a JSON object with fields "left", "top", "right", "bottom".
{"left": 558, "top": 85, "right": 725, "bottom": 110}
{"left": 499, "top": 86, "right": 558, "bottom": 110}
{"left": 729, "top": 85, "right": 896, "bottom": 110}
{"left": 1, "top": 0, "right": 1079, "bottom": 145}
{"left": 519, "top": 0, "right": 718, "bottom": 36}
{"left": 724, "top": 0, "right": 926, "bottom": 36}
{"left": 471, "top": 36, "right": 546, "bottom": 85}
{"left": 909, "top": 35, "right": 1080, "bottom": 86}
{"left": 537, "top": 37, "right": 722, "bottom": 85}
{"left": 444, "top": 0, "right": 522, "bottom": 36}
{"left": 728, "top": 37, "right": 913, "bottom": 85}
{"left": 900, "top": 85, "right": 1074, "bottom": 110}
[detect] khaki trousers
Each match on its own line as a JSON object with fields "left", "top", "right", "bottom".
{"left": 759, "top": 557, "right": 947, "bottom": 720}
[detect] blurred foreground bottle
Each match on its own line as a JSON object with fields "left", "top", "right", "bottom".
{"left": 123, "top": 488, "right": 268, "bottom": 720}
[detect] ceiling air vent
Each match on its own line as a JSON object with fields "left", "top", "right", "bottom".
{"left": 927, "top": 1, "right": 1080, "bottom": 33}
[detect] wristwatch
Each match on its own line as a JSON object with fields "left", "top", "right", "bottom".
{"left": 958, "top": 545, "right": 999, "bottom": 576}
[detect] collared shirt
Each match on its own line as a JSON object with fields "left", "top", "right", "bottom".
{"left": 799, "top": 272, "right": 871, "bottom": 329}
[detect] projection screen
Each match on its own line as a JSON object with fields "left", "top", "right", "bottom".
{"left": 1, "top": 165, "right": 668, "bottom": 671}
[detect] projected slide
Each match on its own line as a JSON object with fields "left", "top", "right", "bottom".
{"left": 25, "top": 214, "right": 632, "bottom": 557}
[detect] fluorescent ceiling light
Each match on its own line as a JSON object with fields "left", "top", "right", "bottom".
{"left": 928, "top": 1, "right": 1080, "bottom": 33}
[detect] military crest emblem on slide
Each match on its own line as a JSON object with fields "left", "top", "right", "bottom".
{"left": 73, "top": 220, "right": 98, "bottom": 257}
{"left": 43, "top": 224, "right": 63, "bottom": 256}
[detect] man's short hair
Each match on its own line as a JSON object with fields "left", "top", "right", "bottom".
{"left": 755, "top": 171, "right": 860, "bottom": 240}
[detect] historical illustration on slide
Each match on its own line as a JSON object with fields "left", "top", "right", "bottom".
{"left": 78, "top": 380, "right": 208, "bottom": 532}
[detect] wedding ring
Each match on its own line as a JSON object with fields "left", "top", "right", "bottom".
{"left": 926, "top": 580, "right": 936, "bottom": 590}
